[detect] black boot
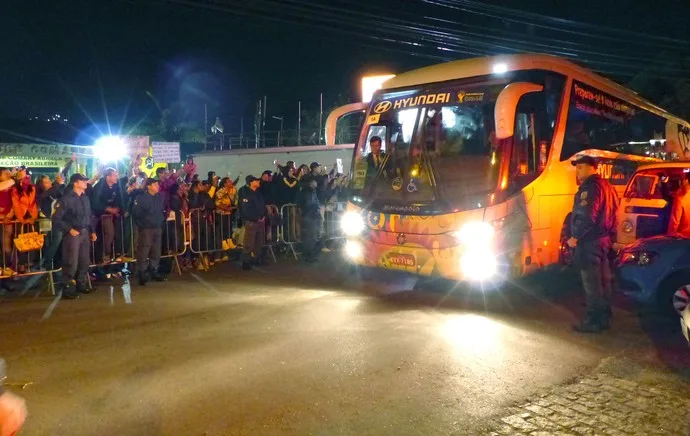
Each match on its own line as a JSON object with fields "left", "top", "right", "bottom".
{"left": 76, "top": 284, "right": 92, "bottom": 294}
{"left": 61, "top": 281, "right": 79, "bottom": 300}
{"left": 138, "top": 272, "right": 149, "bottom": 286}
{"left": 152, "top": 272, "right": 167, "bottom": 282}
{"left": 572, "top": 312, "right": 604, "bottom": 334}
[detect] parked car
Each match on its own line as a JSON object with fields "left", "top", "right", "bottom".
{"left": 681, "top": 304, "right": 690, "bottom": 345}
{"left": 615, "top": 162, "right": 690, "bottom": 249}
{"left": 616, "top": 235, "right": 690, "bottom": 315}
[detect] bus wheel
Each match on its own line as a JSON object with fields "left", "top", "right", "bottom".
{"left": 559, "top": 214, "right": 574, "bottom": 266}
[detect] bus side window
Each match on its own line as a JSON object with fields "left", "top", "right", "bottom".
{"left": 507, "top": 93, "right": 548, "bottom": 194}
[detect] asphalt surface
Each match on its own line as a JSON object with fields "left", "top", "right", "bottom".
{"left": 1, "top": 254, "right": 688, "bottom": 435}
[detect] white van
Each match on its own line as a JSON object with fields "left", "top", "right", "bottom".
{"left": 616, "top": 162, "right": 690, "bottom": 248}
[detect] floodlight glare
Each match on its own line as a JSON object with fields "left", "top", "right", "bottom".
{"left": 93, "top": 136, "right": 127, "bottom": 162}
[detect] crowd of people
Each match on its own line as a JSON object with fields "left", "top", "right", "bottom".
{"left": 0, "top": 155, "right": 350, "bottom": 299}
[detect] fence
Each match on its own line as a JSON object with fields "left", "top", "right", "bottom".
{"left": 0, "top": 201, "right": 348, "bottom": 297}
{"left": 278, "top": 202, "right": 347, "bottom": 260}
{"left": 205, "top": 126, "right": 362, "bottom": 150}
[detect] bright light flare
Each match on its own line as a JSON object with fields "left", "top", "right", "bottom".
{"left": 344, "top": 240, "right": 363, "bottom": 260}
{"left": 493, "top": 63, "right": 508, "bottom": 74}
{"left": 460, "top": 250, "right": 497, "bottom": 281}
{"left": 93, "top": 135, "right": 127, "bottom": 162}
{"left": 453, "top": 221, "right": 494, "bottom": 246}
{"left": 340, "top": 211, "right": 365, "bottom": 236}
{"left": 361, "top": 74, "right": 396, "bottom": 103}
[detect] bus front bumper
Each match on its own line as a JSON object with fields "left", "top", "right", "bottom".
{"left": 343, "top": 238, "right": 501, "bottom": 283}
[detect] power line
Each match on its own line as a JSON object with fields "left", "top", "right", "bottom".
{"left": 125, "top": 0, "right": 690, "bottom": 80}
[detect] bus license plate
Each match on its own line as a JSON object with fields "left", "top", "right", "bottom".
{"left": 388, "top": 253, "right": 415, "bottom": 267}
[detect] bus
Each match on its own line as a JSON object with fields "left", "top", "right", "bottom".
{"left": 339, "top": 54, "right": 690, "bottom": 283}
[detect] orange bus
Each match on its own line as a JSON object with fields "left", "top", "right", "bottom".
{"left": 340, "top": 54, "right": 690, "bottom": 283}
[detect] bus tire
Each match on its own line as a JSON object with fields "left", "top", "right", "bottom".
{"left": 559, "top": 214, "right": 574, "bottom": 267}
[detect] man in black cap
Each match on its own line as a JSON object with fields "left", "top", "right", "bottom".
{"left": 567, "top": 155, "right": 619, "bottom": 333}
{"left": 52, "top": 173, "right": 97, "bottom": 299}
{"left": 238, "top": 175, "right": 266, "bottom": 270}
{"left": 131, "top": 178, "right": 167, "bottom": 285}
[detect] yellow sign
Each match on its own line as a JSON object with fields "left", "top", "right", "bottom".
{"left": 457, "top": 91, "right": 484, "bottom": 103}
{"left": 367, "top": 114, "right": 381, "bottom": 124}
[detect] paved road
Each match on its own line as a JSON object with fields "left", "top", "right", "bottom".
{"left": 1, "top": 255, "right": 688, "bottom": 435}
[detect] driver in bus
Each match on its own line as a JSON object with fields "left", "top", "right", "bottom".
{"left": 366, "top": 136, "right": 387, "bottom": 172}
{"left": 667, "top": 171, "right": 690, "bottom": 237}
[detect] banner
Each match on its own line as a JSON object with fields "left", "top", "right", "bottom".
{"left": 0, "top": 143, "right": 77, "bottom": 168}
{"left": 152, "top": 142, "right": 181, "bottom": 163}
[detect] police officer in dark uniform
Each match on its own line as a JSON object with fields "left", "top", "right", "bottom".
{"left": 238, "top": 175, "right": 266, "bottom": 270}
{"left": 297, "top": 170, "right": 322, "bottom": 263}
{"left": 567, "top": 156, "right": 619, "bottom": 333}
{"left": 131, "top": 178, "right": 167, "bottom": 285}
{"left": 52, "top": 174, "right": 97, "bottom": 299}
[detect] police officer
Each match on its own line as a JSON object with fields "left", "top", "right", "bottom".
{"left": 567, "top": 156, "right": 619, "bottom": 333}
{"left": 297, "top": 170, "right": 322, "bottom": 263}
{"left": 131, "top": 178, "right": 167, "bottom": 285}
{"left": 52, "top": 173, "right": 97, "bottom": 299}
{"left": 238, "top": 175, "right": 266, "bottom": 270}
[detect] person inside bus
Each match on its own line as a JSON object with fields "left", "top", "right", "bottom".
{"left": 366, "top": 136, "right": 387, "bottom": 173}
{"left": 667, "top": 171, "right": 690, "bottom": 237}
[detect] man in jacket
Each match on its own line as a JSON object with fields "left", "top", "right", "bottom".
{"left": 52, "top": 174, "right": 98, "bottom": 299}
{"left": 91, "top": 167, "right": 125, "bottom": 263}
{"left": 297, "top": 172, "right": 323, "bottom": 263}
{"left": 567, "top": 156, "right": 619, "bottom": 333}
{"left": 238, "top": 175, "right": 266, "bottom": 270}
{"left": 131, "top": 178, "right": 166, "bottom": 285}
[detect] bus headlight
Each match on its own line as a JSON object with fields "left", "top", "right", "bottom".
{"left": 341, "top": 211, "right": 365, "bottom": 236}
{"left": 453, "top": 221, "right": 494, "bottom": 248}
{"left": 460, "top": 250, "right": 497, "bottom": 281}
{"left": 454, "top": 221, "right": 497, "bottom": 280}
{"left": 345, "top": 240, "right": 363, "bottom": 260}
{"left": 621, "top": 220, "right": 634, "bottom": 234}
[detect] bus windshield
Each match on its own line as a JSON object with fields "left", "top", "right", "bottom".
{"left": 350, "top": 81, "right": 506, "bottom": 212}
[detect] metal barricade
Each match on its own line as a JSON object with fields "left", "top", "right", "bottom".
{"left": 89, "top": 213, "right": 187, "bottom": 279}
{"left": 0, "top": 219, "right": 59, "bottom": 295}
{"left": 323, "top": 201, "right": 347, "bottom": 242}
{"left": 278, "top": 203, "right": 301, "bottom": 260}
{"left": 264, "top": 205, "right": 279, "bottom": 263}
{"left": 188, "top": 208, "right": 227, "bottom": 270}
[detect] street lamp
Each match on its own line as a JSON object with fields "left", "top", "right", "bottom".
{"left": 272, "top": 116, "right": 283, "bottom": 147}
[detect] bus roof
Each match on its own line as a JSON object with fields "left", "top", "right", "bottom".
{"left": 635, "top": 162, "right": 690, "bottom": 171}
{"left": 380, "top": 54, "right": 690, "bottom": 127}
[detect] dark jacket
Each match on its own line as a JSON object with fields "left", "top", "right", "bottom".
{"left": 297, "top": 176, "right": 321, "bottom": 218}
{"left": 275, "top": 171, "right": 299, "bottom": 207}
{"left": 131, "top": 191, "right": 165, "bottom": 229}
{"left": 571, "top": 174, "right": 619, "bottom": 242}
{"left": 259, "top": 180, "right": 276, "bottom": 206}
{"left": 238, "top": 186, "right": 265, "bottom": 222}
{"left": 37, "top": 183, "right": 65, "bottom": 218}
{"left": 91, "top": 179, "right": 124, "bottom": 216}
{"left": 52, "top": 190, "right": 93, "bottom": 234}
{"left": 189, "top": 190, "right": 214, "bottom": 210}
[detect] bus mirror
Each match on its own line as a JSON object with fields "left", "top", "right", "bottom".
{"left": 494, "top": 82, "right": 543, "bottom": 140}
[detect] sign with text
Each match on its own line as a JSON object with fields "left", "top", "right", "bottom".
{"left": 152, "top": 141, "right": 181, "bottom": 163}
{"left": 0, "top": 143, "right": 78, "bottom": 168}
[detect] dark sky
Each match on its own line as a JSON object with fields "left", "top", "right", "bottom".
{"left": 2, "top": 0, "right": 690, "bottom": 140}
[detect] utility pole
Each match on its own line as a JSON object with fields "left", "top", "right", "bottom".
{"left": 298, "top": 100, "right": 301, "bottom": 146}
{"left": 272, "top": 116, "right": 283, "bottom": 147}
{"left": 319, "top": 93, "right": 323, "bottom": 144}
{"left": 262, "top": 96, "right": 267, "bottom": 148}
{"left": 204, "top": 103, "right": 208, "bottom": 151}
{"left": 240, "top": 117, "right": 244, "bottom": 149}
